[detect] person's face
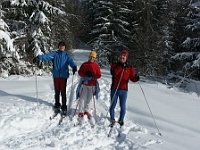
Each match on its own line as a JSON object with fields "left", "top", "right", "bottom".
{"left": 89, "top": 56, "right": 96, "bottom": 62}
{"left": 119, "top": 53, "right": 127, "bottom": 63}
{"left": 59, "top": 45, "right": 65, "bottom": 51}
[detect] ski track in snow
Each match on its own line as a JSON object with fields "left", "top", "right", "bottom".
{"left": 0, "top": 74, "right": 162, "bottom": 150}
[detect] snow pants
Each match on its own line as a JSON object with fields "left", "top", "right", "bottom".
{"left": 109, "top": 89, "right": 128, "bottom": 121}
{"left": 54, "top": 78, "right": 67, "bottom": 110}
{"left": 78, "top": 85, "right": 95, "bottom": 113}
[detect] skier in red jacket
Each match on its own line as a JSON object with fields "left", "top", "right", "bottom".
{"left": 77, "top": 51, "right": 101, "bottom": 118}
{"left": 109, "top": 50, "right": 139, "bottom": 126}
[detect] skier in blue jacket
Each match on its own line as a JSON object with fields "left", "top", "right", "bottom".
{"left": 34, "top": 41, "right": 77, "bottom": 116}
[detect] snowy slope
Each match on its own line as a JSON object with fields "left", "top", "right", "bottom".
{"left": 0, "top": 49, "right": 200, "bottom": 150}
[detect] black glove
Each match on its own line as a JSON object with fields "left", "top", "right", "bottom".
{"left": 85, "top": 71, "right": 93, "bottom": 77}
{"left": 33, "top": 57, "right": 43, "bottom": 69}
{"left": 135, "top": 74, "right": 140, "bottom": 81}
{"left": 72, "top": 66, "right": 77, "bottom": 75}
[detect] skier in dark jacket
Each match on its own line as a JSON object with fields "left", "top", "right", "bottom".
{"left": 34, "top": 41, "right": 77, "bottom": 116}
{"left": 109, "top": 50, "right": 139, "bottom": 126}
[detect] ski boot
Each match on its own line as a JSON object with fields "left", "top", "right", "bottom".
{"left": 54, "top": 103, "right": 61, "bottom": 114}
{"left": 118, "top": 120, "right": 124, "bottom": 127}
{"left": 84, "top": 111, "right": 91, "bottom": 119}
{"left": 109, "top": 119, "right": 116, "bottom": 128}
{"left": 61, "top": 105, "right": 67, "bottom": 117}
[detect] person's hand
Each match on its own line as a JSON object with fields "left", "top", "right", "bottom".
{"left": 135, "top": 74, "right": 140, "bottom": 81}
{"left": 33, "top": 57, "right": 43, "bottom": 68}
{"left": 72, "top": 66, "right": 77, "bottom": 75}
{"left": 85, "top": 71, "right": 93, "bottom": 77}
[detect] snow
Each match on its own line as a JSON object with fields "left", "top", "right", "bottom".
{"left": 30, "top": 11, "right": 49, "bottom": 24}
{"left": 0, "top": 30, "right": 15, "bottom": 53}
{"left": 0, "top": 19, "right": 15, "bottom": 53}
{"left": 10, "top": 0, "right": 27, "bottom": 6}
{"left": 0, "top": 49, "right": 200, "bottom": 150}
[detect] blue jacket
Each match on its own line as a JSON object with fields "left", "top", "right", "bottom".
{"left": 37, "top": 50, "right": 76, "bottom": 78}
{"left": 76, "top": 77, "right": 100, "bottom": 100}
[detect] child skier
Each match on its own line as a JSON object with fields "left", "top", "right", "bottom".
{"left": 76, "top": 51, "right": 101, "bottom": 119}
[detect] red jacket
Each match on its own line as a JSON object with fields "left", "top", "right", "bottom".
{"left": 78, "top": 61, "right": 101, "bottom": 86}
{"left": 110, "top": 62, "right": 138, "bottom": 90}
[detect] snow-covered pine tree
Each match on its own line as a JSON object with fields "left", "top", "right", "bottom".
{"left": 0, "top": 1, "right": 22, "bottom": 77}
{"left": 130, "top": 0, "right": 166, "bottom": 76}
{"left": 83, "top": 0, "right": 133, "bottom": 66}
{"left": 171, "top": 1, "right": 200, "bottom": 80}
{"left": 153, "top": 0, "right": 175, "bottom": 76}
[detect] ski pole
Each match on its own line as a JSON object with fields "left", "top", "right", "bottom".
{"left": 35, "top": 72, "right": 39, "bottom": 101}
{"left": 92, "top": 86, "right": 97, "bottom": 123}
{"left": 104, "top": 68, "right": 125, "bottom": 121}
{"left": 138, "top": 81, "right": 162, "bottom": 136}
{"left": 73, "top": 87, "right": 84, "bottom": 118}
{"left": 71, "top": 74, "right": 75, "bottom": 88}
{"left": 68, "top": 74, "right": 75, "bottom": 115}
{"left": 32, "top": 63, "right": 39, "bottom": 102}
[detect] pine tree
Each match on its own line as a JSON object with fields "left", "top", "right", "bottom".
{"left": 83, "top": 0, "right": 133, "bottom": 66}
{"left": 130, "top": 0, "right": 162, "bottom": 75}
{"left": 0, "top": 1, "right": 22, "bottom": 77}
{"left": 172, "top": 1, "right": 200, "bottom": 80}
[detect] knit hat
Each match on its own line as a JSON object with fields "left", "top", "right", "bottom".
{"left": 120, "top": 50, "right": 129, "bottom": 57}
{"left": 89, "top": 51, "right": 97, "bottom": 58}
{"left": 58, "top": 41, "right": 66, "bottom": 48}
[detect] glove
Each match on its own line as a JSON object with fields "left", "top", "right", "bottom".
{"left": 72, "top": 66, "right": 77, "bottom": 75}
{"left": 135, "top": 74, "right": 140, "bottom": 81}
{"left": 33, "top": 57, "right": 43, "bottom": 69}
{"left": 34, "top": 49, "right": 43, "bottom": 57}
{"left": 85, "top": 71, "right": 93, "bottom": 77}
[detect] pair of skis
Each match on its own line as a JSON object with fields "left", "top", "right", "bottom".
{"left": 74, "top": 116, "right": 95, "bottom": 128}
{"left": 107, "top": 123, "right": 123, "bottom": 137}
{"left": 49, "top": 112, "right": 66, "bottom": 125}
{"left": 50, "top": 112, "right": 95, "bottom": 127}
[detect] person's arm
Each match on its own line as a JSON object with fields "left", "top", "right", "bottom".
{"left": 78, "top": 63, "right": 85, "bottom": 77}
{"left": 129, "top": 66, "right": 139, "bottom": 82}
{"left": 93, "top": 63, "right": 101, "bottom": 79}
{"left": 110, "top": 63, "right": 116, "bottom": 76}
{"left": 37, "top": 51, "right": 55, "bottom": 61}
{"left": 67, "top": 55, "right": 77, "bottom": 75}
{"left": 68, "top": 55, "right": 77, "bottom": 68}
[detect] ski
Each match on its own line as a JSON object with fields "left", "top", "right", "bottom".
{"left": 107, "top": 124, "right": 115, "bottom": 137}
{"left": 107, "top": 127, "right": 113, "bottom": 137}
{"left": 117, "top": 126, "right": 123, "bottom": 137}
{"left": 58, "top": 115, "right": 66, "bottom": 125}
{"left": 88, "top": 119, "right": 95, "bottom": 128}
{"left": 74, "top": 116, "right": 95, "bottom": 128}
{"left": 49, "top": 112, "right": 59, "bottom": 120}
{"left": 107, "top": 123, "right": 123, "bottom": 137}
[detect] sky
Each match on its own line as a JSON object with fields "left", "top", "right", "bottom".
{"left": 0, "top": 49, "right": 200, "bottom": 150}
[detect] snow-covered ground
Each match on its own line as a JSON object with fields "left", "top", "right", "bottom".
{"left": 0, "top": 49, "right": 200, "bottom": 150}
